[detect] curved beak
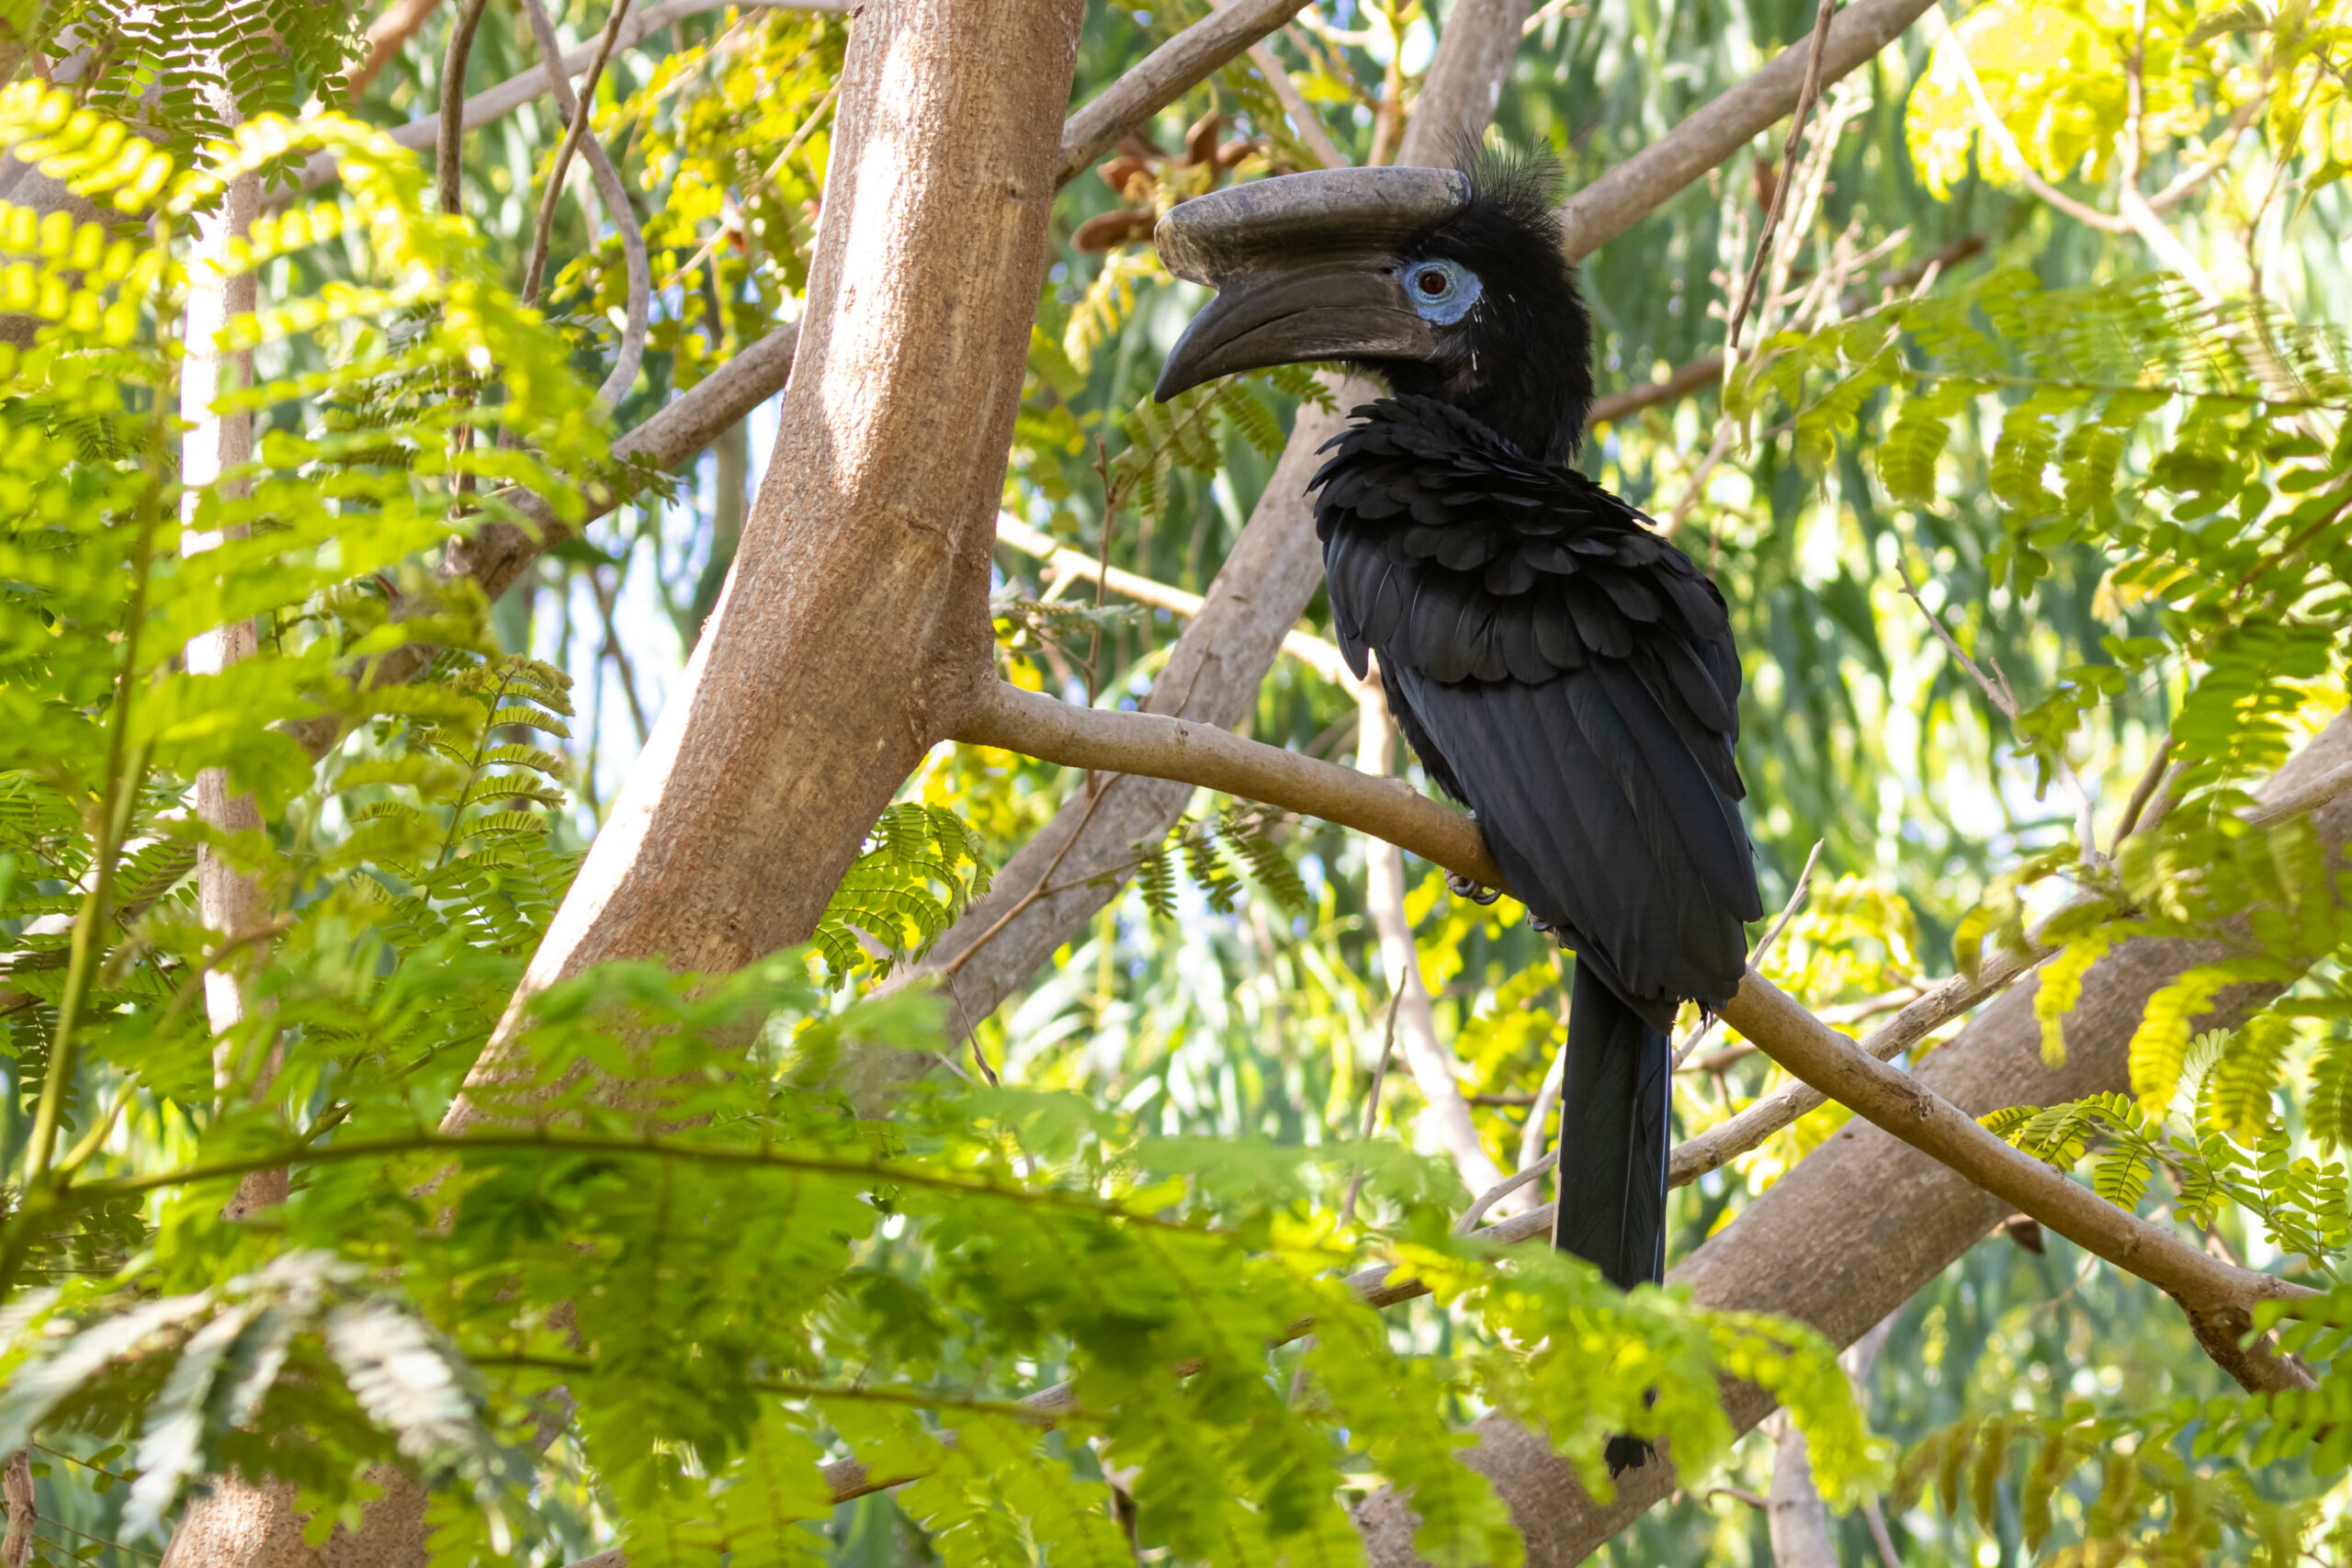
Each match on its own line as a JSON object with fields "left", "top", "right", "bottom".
{"left": 1150, "top": 166, "right": 1470, "bottom": 403}
{"left": 1153, "top": 263, "right": 1428, "bottom": 400}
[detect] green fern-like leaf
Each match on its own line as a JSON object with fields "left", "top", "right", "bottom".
{"left": 2131, "top": 965, "right": 2232, "bottom": 1111}
{"left": 2033, "top": 935, "right": 2110, "bottom": 1071}
{"left": 2202, "top": 1015, "right": 2298, "bottom": 1140}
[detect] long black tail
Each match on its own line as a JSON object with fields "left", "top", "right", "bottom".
{"left": 1552, "top": 962, "right": 1670, "bottom": 1289}
{"left": 1552, "top": 963, "right": 1670, "bottom": 1474}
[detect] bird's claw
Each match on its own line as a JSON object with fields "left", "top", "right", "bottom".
{"left": 1446, "top": 872, "right": 1501, "bottom": 906}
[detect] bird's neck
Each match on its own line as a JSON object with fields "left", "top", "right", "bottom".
{"left": 1382, "top": 355, "right": 1593, "bottom": 467}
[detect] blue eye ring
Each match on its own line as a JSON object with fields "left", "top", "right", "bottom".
{"left": 1402, "top": 258, "right": 1481, "bottom": 325}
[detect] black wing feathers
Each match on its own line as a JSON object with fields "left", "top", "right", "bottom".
{"left": 1315, "top": 396, "right": 1760, "bottom": 1021}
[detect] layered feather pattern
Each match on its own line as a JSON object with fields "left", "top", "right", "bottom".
{"left": 1314, "top": 395, "right": 1763, "bottom": 1027}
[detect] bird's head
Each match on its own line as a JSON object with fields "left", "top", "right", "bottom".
{"left": 1151, "top": 146, "right": 1593, "bottom": 464}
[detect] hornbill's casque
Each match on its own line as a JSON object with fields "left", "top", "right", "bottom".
{"left": 1151, "top": 152, "right": 1762, "bottom": 1461}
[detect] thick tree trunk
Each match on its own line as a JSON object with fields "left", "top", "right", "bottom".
{"left": 1352, "top": 714, "right": 2352, "bottom": 1565}
{"left": 464, "top": 0, "right": 1084, "bottom": 1088}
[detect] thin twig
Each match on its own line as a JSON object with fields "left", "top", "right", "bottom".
{"left": 515, "top": 0, "right": 651, "bottom": 407}
{"left": 524, "top": 0, "right": 639, "bottom": 305}
{"left": 1453, "top": 1147, "right": 1555, "bottom": 1234}
{"left": 1724, "top": 0, "right": 1840, "bottom": 348}
{"left": 435, "top": 0, "right": 495, "bottom": 217}
{"left": 1863, "top": 1497, "right": 1906, "bottom": 1568}
{"left": 2109, "top": 736, "right": 2172, "bottom": 852}
{"left": 1340, "top": 984, "right": 1405, "bottom": 1227}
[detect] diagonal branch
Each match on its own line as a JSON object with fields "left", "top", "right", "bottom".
{"left": 956, "top": 677, "right": 2342, "bottom": 1381}
{"left": 1722, "top": 969, "right": 2317, "bottom": 1339}
{"left": 951, "top": 680, "right": 1503, "bottom": 887}
{"left": 1554, "top": 0, "right": 1939, "bottom": 260}
{"left": 1057, "top": 0, "right": 1313, "bottom": 183}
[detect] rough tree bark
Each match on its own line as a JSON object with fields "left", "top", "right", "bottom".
{"left": 174, "top": 3, "right": 1080, "bottom": 1562}
{"left": 461, "top": 0, "right": 1086, "bottom": 1073}
{"left": 1, "top": 1450, "right": 30, "bottom": 1568}
{"left": 1351, "top": 714, "right": 2352, "bottom": 1566}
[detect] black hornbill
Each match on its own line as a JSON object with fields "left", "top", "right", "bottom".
{"left": 1151, "top": 151, "right": 1762, "bottom": 1438}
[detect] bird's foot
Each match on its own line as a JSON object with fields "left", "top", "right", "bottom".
{"left": 1445, "top": 872, "right": 1501, "bottom": 906}
{"left": 1528, "top": 915, "right": 1553, "bottom": 932}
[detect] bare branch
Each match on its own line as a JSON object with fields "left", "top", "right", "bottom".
{"left": 1586, "top": 354, "right": 1727, "bottom": 429}
{"left": 1209, "top": 0, "right": 1346, "bottom": 168}
{"left": 523, "top": 0, "right": 637, "bottom": 304}
{"left": 1722, "top": 966, "right": 2319, "bottom": 1362}
{"left": 1393, "top": 0, "right": 1529, "bottom": 166}
{"left": 1058, "top": 0, "right": 1311, "bottom": 184}
{"left": 2109, "top": 736, "right": 2172, "bottom": 852}
{"left": 516, "top": 0, "right": 650, "bottom": 407}
{"left": 1250, "top": 40, "right": 1345, "bottom": 168}
{"left": 951, "top": 680, "right": 1506, "bottom": 889}
{"left": 1555, "top": 0, "right": 1939, "bottom": 260}
{"left": 1666, "top": 947, "right": 2041, "bottom": 1185}
{"left": 2245, "top": 754, "right": 2352, "bottom": 827}
{"left": 435, "top": 0, "right": 495, "bottom": 217}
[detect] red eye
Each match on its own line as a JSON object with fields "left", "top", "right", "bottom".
{"left": 1417, "top": 269, "right": 1447, "bottom": 295}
